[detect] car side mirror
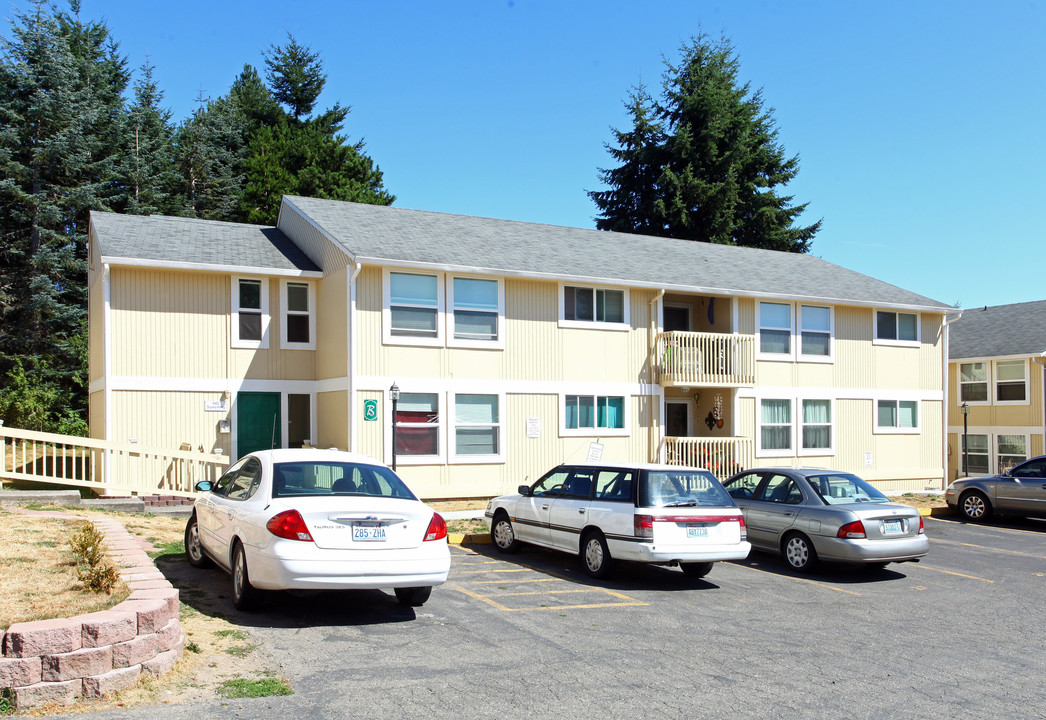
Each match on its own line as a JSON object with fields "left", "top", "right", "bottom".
{"left": 518, "top": 484, "right": 532, "bottom": 497}
{"left": 194, "top": 480, "right": 212, "bottom": 493}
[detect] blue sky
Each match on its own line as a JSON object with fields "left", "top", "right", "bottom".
{"left": 12, "top": 0, "right": 1046, "bottom": 309}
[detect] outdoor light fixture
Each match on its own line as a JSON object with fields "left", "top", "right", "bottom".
{"left": 960, "top": 402, "right": 970, "bottom": 477}
{"left": 390, "top": 382, "right": 400, "bottom": 472}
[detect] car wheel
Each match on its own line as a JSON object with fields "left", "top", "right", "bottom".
{"left": 184, "top": 513, "right": 213, "bottom": 568}
{"left": 231, "top": 541, "right": 262, "bottom": 611}
{"left": 783, "top": 532, "right": 818, "bottom": 572}
{"left": 680, "top": 562, "right": 714, "bottom": 578}
{"left": 959, "top": 490, "right": 992, "bottom": 522}
{"left": 491, "top": 514, "right": 521, "bottom": 553}
{"left": 581, "top": 531, "right": 615, "bottom": 579}
{"left": 394, "top": 586, "right": 432, "bottom": 606}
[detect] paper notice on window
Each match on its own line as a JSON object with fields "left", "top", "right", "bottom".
{"left": 587, "top": 442, "right": 604, "bottom": 463}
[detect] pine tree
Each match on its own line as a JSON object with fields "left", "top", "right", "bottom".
{"left": 176, "top": 94, "right": 248, "bottom": 221}
{"left": 590, "top": 33, "right": 820, "bottom": 252}
{"left": 263, "top": 34, "right": 325, "bottom": 122}
{"left": 120, "top": 61, "right": 180, "bottom": 216}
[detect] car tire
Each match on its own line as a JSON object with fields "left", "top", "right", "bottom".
{"left": 680, "top": 562, "right": 714, "bottom": 578}
{"left": 491, "top": 513, "right": 521, "bottom": 554}
{"left": 783, "top": 532, "right": 818, "bottom": 572}
{"left": 959, "top": 490, "right": 992, "bottom": 522}
{"left": 394, "top": 586, "right": 432, "bottom": 606}
{"left": 184, "top": 513, "right": 213, "bottom": 569}
{"left": 231, "top": 541, "right": 262, "bottom": 611}
{"left": 580, "top": 531, "right": 615, "bottom": 579}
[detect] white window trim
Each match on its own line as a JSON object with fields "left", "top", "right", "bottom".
{"left": 798, "top": 304, "right": 834, "bottom": 363}
{"left": 756, "top": 301, "right": 795, "bottom": 361}
{"left": 280, "top": 279, "right": 316, "bottom": 351}
{"left": 756, "top": 396, "right": 794, "bottom": 458}
{"left": 558, "top": 392, "right": 631, "bottom": 437}
{"left": 873, "top": 309, "right": 921, "bottom": 347}
{"left": 874, "top": 399, "right": 921, "bottom": 435}
{"left": 231, "top": 276, "right": 270, "bottom": 349}
{"left": 387, "top": 388, "right": 445, "bottom": 466}
{"left": 449, "top": 391, "right": 507, "bottom": 464}
{"left": 447, "top": 274, "right": 506, "bottom": 350}
{"left": 664, "top": 397, "right": 695, "bottom": 438}
{"left": 382, "top": 269, "right": 445, "bottom": 348}
{"left": 961, "top": 432, "right": 991, "bottom": 475}
{"left": 958, "top": 361, "right": 990, "bottom": 407}
{"left": 798, "top": 397, "right": 835, "bottom": 456}
{"left": 558, "top": 283, "right": 631, "bottom": 331}
{"left": 993, "top": 359, "right": 1030, "bottom": 406}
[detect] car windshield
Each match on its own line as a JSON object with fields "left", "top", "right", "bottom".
{"left": 638, "top": 469, "right": 734, "bottom": 508}
{"left": 805, "top": 473, "right": 888, "bottom": 505}
{"left": 271, "top": 461, "right": 417, "bottom": 500}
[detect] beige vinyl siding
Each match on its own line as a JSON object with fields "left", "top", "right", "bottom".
{"left": 278, "top": 204, "right": 350, "bottom": 274}
{"left": 316, "top": 269, "right": 348, "bottom": 380}
{"left": 109, "top": 390, "right": 231, "bottom": 457}
{"left": 89, "top": 390, "right": 105, "bottom": 441}
{"left": 316, "top": 390, "right": 348, "bottom": 451}
{"left": 88, "top": 252, "right": 105, "bottom": 386}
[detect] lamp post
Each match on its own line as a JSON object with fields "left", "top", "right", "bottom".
{"left": 960, "top": 402, "right": 969, "bottom": 477}
{"left": 389, "top": 382, "right": 400, "bottom": 472}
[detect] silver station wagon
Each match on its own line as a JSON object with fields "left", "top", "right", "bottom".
{"left": 485, "top": 463, "right": 751, "bottom": 579}
{"left": 721, "top": 467, "right": 929, "bottom": 571}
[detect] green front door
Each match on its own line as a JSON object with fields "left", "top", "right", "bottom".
{"left": 237, "top": 392, "right": 281, "bottom": 458}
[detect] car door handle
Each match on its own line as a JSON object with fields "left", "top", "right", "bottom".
{"left": 541, "top": 504, "right": 550, "bottom": 510}
{"left": 226, "top": 511, "right": 234, "bottom": 519}
{"left": 578, "top": 508, "right": 586, "bottom": 514}
{"left": 782, "top": 512, "right": 794, "bottom": 516}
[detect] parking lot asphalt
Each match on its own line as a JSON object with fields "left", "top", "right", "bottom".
{"left": 48, "top": 515, "right": 1046, "bottom": 720}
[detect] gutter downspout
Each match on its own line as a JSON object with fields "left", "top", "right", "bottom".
{"left": 348, "top": 261, "right": 363, "bottom": 453}
{"left": 941, "top": 310, "right": 963, "bottom": 489}
{"left": 102, "top": 263, "right": 112, "bottom": 492}
{"left": 650, "top": 289, "right": 666, "bottom": 463}
{"left": 1034, "top": 352, "right": 1046, "bottom": 457}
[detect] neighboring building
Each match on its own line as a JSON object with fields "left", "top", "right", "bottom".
{"left": 88, "top": 196, "right": 956, "bottom": 498}
{"left": 947, "top": 301, "right": 1046, "bottom": 481}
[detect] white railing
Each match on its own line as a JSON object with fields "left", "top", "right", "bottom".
{"left": 655, "top": 331, "right": 756, "bottom": 387}
{"left": 662, "top": 436, "right": 753, "bottom": 481}
{"left": 0, "top": 426, "right": 230, "bottom": 497}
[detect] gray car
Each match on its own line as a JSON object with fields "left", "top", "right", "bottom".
{"left": 721, "top": 468, "right": 929, "bottom": 571}
{"left": 945, "top": 455, "right": 1046, "bottom": 522}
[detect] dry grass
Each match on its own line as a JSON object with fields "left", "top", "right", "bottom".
{"left": 427, "top": 499, "right": 489, "bottom": 512}
{"left": 888, "top": 493, "right": 948, "bottom": 511}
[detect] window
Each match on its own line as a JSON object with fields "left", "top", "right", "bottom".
{"left": 594, "top": 470, "right": 634, "bottom": 501}
{"left": 959, "top": 362, "right": 988, "bottom": 402}
{"left": 281, "top": 280, "right": 315, "bottom": 349}
{"left": 562, "top": 394, "right": 627, "bottom": 435}
{"left": 452, "top": 393, "right": 502, "bottom": 460}
{"left": 799, "top": 305, "right": 832, "bottom": 358}
{"left": 560, "top": 285, "right": 629, "bottom": 329}
{"left": 757, "top": 474, "right": 803, "bottom": 504}
{"left": 801, "top": 399, "right": 832, "bottom": 451}
{"left": 876, "top": 400, "right": 919, "bottom": 432}
{"left": 997, "top": 435, "right": 1027, "bottom": 473}
{"left": 995, "top": 360, "right": 1027, "bottom": 403}
{"left": 387, "top": 271, "right": 443, "bottom": 344}
{"left": 759, "top": 399, "right": 792, "bottom": 453}
{"left": 875, "top": 310, "right": 919, "bottom": 344}
{"left": 393, "top": 392, "right": 440, "bottom": 458}
{"left": 758, "top": 302, "right": 792, "bottom": 356}
{"left": 232, "top": 277, "right": 269, "bottom": 348}
{"left": 961, "top": 434, "right": 990, "bottom": 475}
{"left": 449, "top": 276, "right": 503, "bottom": 348}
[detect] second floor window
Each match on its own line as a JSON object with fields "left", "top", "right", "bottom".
{"left": 564, "top": 286, "right": 624, "bottom": 324}
{"left": 390, "top": 272, "right": 439, "bottom": 338}
{"left": 996, "top": 360, "right": 1026, "bottom": 402}
{"left": 759, "top": 302, "right": 792, "bottom": 355}
{"left": 233, "top": 277, "right": 268, "bottom": 348}
{"left": 800, "top": 306, "right": 831, "bottom": 358}
{"left": 451, "top": 277, "right": 499, "bottom": 342}
{"left": 876, "top": 311, "right": 918, "bottom": 343}
{"left": 959, "top": 362, "right": 988, "bottom": 402}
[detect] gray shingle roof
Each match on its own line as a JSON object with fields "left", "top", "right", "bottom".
{"left": 90, "top": 211, "right": 320, "bottom": 273}
{"left": 284, "top": 196, "right": 952, "bottom": 311}
{"left": 950, "top": 300, "right": 1046, "bottom": 359}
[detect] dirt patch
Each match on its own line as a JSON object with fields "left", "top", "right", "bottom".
{"left": 427, "top": 499, "right": 490, "bottom": 512}
{"left": 887, "top": 493, "right": 948, "bottom": 511}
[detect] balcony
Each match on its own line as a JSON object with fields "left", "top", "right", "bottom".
{"left": 662, "top": 436, "right": 753, "bottom": 481}
{"left": 655, "top": 331, "right": 756, "bottom": 387}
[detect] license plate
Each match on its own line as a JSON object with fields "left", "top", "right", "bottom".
{"left": 687, "top": 524, "right": 709, "bottom": 538}
{"left": 352, "top": 523, "right": 386, "bottom": 542}
{"left": 882, "top": 519, "right": 903, "bottom": 535}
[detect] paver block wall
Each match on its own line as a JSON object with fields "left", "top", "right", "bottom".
{"left": 1, "top": 517, "right": 184, "bottom": 710}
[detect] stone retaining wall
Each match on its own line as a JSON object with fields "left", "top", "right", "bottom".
{"left": 1, "top": 517, "right": 184, "bottom": 710}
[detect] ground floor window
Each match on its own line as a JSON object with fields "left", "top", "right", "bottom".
{"left": 760, "top": 399, "right": 792, "bottom": 452}
{"left": 565, "top": 395, "right": 625, "bottom": 430}
{"left": 801, "top": 399, "right": 831, "bottom": 451}
{"left": 961, "top": 433, "right": 990, "bottom": 475}
{"left": 997, "top": 435, "right": 1027, "bottom": 473}
{"left": 394, "top": 392, "right": 440, "bottom": 457}
{"left": 453, "top": 393, "right": 501, "bottom": 459}
{"left": 876, "top": 400, "right": 919, "bottom": 432}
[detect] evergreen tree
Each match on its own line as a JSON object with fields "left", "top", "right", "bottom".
{"left": 229, "top": 64, "right": 282, "bottom": 136}
{"left": 264, "top": 34, "right": 324, "bottom": 122}
{"left": 120, "top": 61, "right": 180, "bottom": 216}
{"left": 176, "top": 94, "right": 248, "bottom": 221}
{"left": 590, "top": 33, "right": 820, "bottom": 252}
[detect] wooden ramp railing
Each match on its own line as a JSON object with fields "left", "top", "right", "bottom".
{"left": 0, "top": 426, "right": 230, "bottom": 498}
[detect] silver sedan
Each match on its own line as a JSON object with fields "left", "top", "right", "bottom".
{"left": 946, "top": 455, "right": 1046, "bottom": 522}
{"left": 721, "top": 468, "right": 928, "bottom": 571}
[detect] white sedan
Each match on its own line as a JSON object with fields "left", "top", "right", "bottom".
{"left": 184, "top": 449, "right": 451, "bottom": 610}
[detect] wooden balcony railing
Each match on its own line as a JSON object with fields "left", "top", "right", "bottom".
{"left": 655, "top": 331, "right": 756, "bottom": 387}
{"left": 662, "top": 435, "right": 753, "bottom": 481}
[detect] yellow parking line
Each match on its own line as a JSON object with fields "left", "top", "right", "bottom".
{"left": 927, "top": 516, "right": 1046, "bottom": 537}
{"left": 931, "top": 537, "right": 1046, "bottom": 561}
{"left": 445, "top": 582, "right": 648, "bottom": 611}
{"left": 472, "top": 589, "right": 591, "bottom": 598}
{"left": 734, "top": 564, "right": 862, "bottom": 596}
{"left": 469, "top": 577, "right": 561, "bottom": 585}
{"left": 452, "top": 567, "right": 534, "bottom": 575}
{"left": 911, "top": 565, "right": 992, "bottom": 583}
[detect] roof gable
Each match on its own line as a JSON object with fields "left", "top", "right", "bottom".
{"left": 950, "top": 300, "right": 1046, "bottom": 359}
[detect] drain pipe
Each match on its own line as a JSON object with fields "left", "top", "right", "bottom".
{"left": 941, "top": 310, "right": 963, "bottom": 489}
{"left": 649, "top": 289, "right": 666, "bottom": 463}
{"left": 1034, "top": 352, "right": 1046, "bottom": 458}
{"left": 348, "top": 261, "right": 362, "bottom": 453}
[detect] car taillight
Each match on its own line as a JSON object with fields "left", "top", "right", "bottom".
{"left": 918, "top": 516, "right": 925, "bottom": 535}
{"left": 738, "top": 514, "right": 747, "bottom": 541}
{"left": 266, "top": 509, "right": 314, "bottom": 542}
{"left": 634, "top": 514, "right": 654, "bottom": 538}
{"left": 424, "top": 513, "right": 447, "bottom": 542}
{"left": 837, "top": 520, "right": 866, "bottom": 539}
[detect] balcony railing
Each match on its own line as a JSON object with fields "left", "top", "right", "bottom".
{"left": 655, "top": 331, "right": 755, "bottom": 387}
{"left": 662, "top": 435, "right": 753, "bottom": 481}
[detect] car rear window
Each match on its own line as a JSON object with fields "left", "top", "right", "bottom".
{"left": 638, "top": 469, "right": 734, "bottom": 508}
{"left": 806, "top": 473, "right": 888, "bottom": 505}
{"left": 272, "top": 461, "right": 417, "bottom": 500}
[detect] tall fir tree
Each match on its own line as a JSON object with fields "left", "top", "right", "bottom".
{"left": 590, "top": 32, "right": 820, "bottom": 252}
{"left": 120, "top": 61, "right": 180, "bottom": 216}
{"left": 176, "top": 93, "right": 248, "bottom": 221}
